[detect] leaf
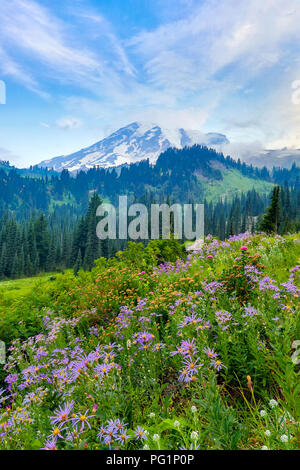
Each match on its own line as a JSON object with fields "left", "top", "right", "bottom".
{"left": 157, "top": 417, "right": 187, "bottom": 433}
{"left": 31, "top": 439, "right": 42, "bottom": 450}
{"left": 291, "top": 350, "right": 300, "bottom": 365}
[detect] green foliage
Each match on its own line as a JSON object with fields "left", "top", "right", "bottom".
{"left": 0, "top": 232, "right": 299, "bottom": 450}
{"left": 115, "top": 238, "right": 186, "bottom": 271}
{"left": 193, "top": 375, "right": 244, "bottom": 449}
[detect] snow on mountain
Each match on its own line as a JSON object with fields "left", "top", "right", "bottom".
{"left": 38, "top": 122, "right": 229, "bottom": 172}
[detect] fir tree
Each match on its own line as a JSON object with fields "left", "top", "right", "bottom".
{"left": 74, "top": 249, "right": 82, "bottom": 276}
{"left": 259, "top": 186, "right": 280, "bottom": 234}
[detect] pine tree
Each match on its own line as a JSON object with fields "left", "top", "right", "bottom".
{"left": 34, "top": 214, "right": 50, "bottom": 270}
{"left": 259, "top": 186, "right": 280, "bottom": 234}
{"left": 74, "top": 249, "right": 82, "bottom": 276}
{"left": 71, "top": 217, "right": 88, "bottom": 265}
{"left": 73, "top": 193, "right": 102, "bottom": 271}
{"left": 25, "top": 254, "right": 33, "bottom": 276}
{"left": 47, "top": 239, "right": 56, "bottom": 272}
{"left": 11, "top": 253, "right": 19, "bottom": 279}
{"left": 0, "top": 243, "right": 6, "bottom": 279}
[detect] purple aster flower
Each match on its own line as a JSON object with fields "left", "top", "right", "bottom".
{"left": 181, "top": 338, "right": 199, "bottom": 356}
{"left": 182, "top": 356, "right": 203, "bottom": 372}
{"left": 48, "top": 426, "right": 67, "bottom": 440}
{"left": 211, "top": 359, "right": 226, "bottom": 371}
{"left": 94, "top": 363, "right": 113, "bottom": 378}
{"left": 88, "top": 326, "right": 99, "bottom": 336}
{"left": 203, "top": 347, "right": 218, "bottom": 359}
{"left": 115, "top": 429, "right": 131, "bottom": 444}
{"left": 152, "top": 343, "right": 164, "bottom": 352}
{"left": 49, "top": 401, "right": 74, "bottom": 427}
{"left": 242, "top": 306, "right": 259, "bottom": 318}
{"left": 41, "top": 437, "right": 58, "bottom": 450}
{"left": 179, "top": 443, "right": 200, "bottom": 450}
{"left": 134, "top": 426, "right": 147, "bottom": 441}
{"left": 71, "top": 410, "right": 95, "bottom": 431}
{"left": 107, "top": 418, "right": 128, "bottom": 431}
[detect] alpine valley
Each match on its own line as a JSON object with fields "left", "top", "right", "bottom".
{"left": 1, "top": 0, "right": 300, "bottom": 454}
{"left": 0, "top": 122, "right": 299, "bottom": 280}
{"left": 0, "top": 122, "right": 299, "bottom": 228}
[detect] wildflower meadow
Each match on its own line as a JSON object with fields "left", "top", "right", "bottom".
{"left": 0, "top": 233, "right": 299, "bottom": 450}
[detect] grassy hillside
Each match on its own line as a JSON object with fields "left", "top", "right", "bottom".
{"left": 202, "top": 169, "right": 274, "bottom": 202}
{"left": 0, "top": 233, "right": 299, "bottom": 450}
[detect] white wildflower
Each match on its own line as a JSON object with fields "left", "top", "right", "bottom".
{"left": 280, "top": 434, "right": 289, "bottom": 442}
{"left": 264, "top": 430, "right": 271, "bottom": 437}
{"left": 190, "top": 431, "right": 199, "bottom": 441}
{"left": 153, "top": 434, "right": 160, "bottom": 442}
{"left": 269, "top": 399, "right": 278, "bottom": 408}
{"left": 191, "top": 406, "right": 197, "bottom": 413}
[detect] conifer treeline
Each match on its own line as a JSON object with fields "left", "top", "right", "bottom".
{"left": 204, "top": 183, "right": 300, "bottom": 238}
{"left": 1, "top": 146, "right": 300, "bottom": 219}
{"left": 0, "top": 194, "right": 122, "bottom": 279}
{"left": 0, "top": 211, "right": 74, "bottom": 279}
{"left": 0, "top": 184, "right": 299, "bottom": 280}
{"left": 258, "top": 184, "right": 300, "bottom": 234}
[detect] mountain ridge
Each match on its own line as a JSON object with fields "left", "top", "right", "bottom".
{"left": 38, "top": 121, "right": 229, "bottom": 172}
{"left": 37, "top": 121, "right": 300, "bottom": 172}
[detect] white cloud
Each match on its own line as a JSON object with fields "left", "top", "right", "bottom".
{"left": 56, "top": 117, "right": 83, "bottom": 130}
{"left": 40, "top": 122, "right": 50, "bottom": 128}
{"left": 219, "top": 141, "right": 264, "bottom": 161}
{"left": 0, "top": 0, "right": 136, "bottom": 98}
{"left": 2, "top": 0, "right": 300, "bottom": 160}
{"left": 128, "top": 0, "right": 300, "bottom": 145}
{"left": 130, "top": 0, "right": 300, "bottom": 90}
{"left": 0, "top": 44, "right": 49, "bottom": 98}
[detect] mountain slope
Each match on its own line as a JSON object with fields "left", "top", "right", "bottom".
{"left": 38, "top": 122, "right": 229, "bottom": 172}
{"left": 201, "top": 169, "right": 274, "bottom": 203}
{"left": 2, "top": 144, "right": 282, "bottom": 218}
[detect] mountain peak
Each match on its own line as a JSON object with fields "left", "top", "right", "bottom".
{"left": 38, "top": 122, "right": 229, "bottom": 172}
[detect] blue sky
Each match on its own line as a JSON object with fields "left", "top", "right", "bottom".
{"left": 1, "top": 0, "right": 300, "bottom": 166}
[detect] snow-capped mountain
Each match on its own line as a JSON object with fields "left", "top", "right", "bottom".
{"left": 38, "top": 122, "right": 229, "bottom": 172}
